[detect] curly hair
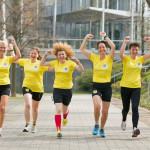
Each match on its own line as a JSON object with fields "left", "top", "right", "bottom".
{"left": 30, "top": 47, "right": 42, "bottom": 60}
{"left": 52, "top": 42, "right": 75, "bottom": 59}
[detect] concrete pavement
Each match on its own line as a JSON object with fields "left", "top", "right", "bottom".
{"left": 0, "top": 94, "right": 150, "bottom": 150}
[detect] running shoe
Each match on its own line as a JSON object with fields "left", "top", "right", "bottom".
{"left": 92, "top": 125, "right": 99, "bottom": 135}
{"left": 57, "top": 129, "right": 62, "bottom": 138}
{"left": 62, "top": 118, "right": 68, "bottom": 126}
{"left": 100, "top": 129, "right": 106, "bottom": 137}
{"left": 31, "top": 126, "right": 37, "bottom": 133}
{"left": 23, "top": 125, "right": 30, "bottom": 132}
{"left": 121, "top": 121, "right": 126, "bottom": 131}
{"left": 132, "top": 128, "right": 140, "bottom": 137}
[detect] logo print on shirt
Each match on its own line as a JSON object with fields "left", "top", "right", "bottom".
{"left": 102, "top": 64, "right": 108, "bottom": 69}
{"left": 3, "top": 63, "right": 8, "bottom": 67}
{"left": 63, "top": 67, "right": 69, "bottom": 72}
{"left": 137, "top": 63, "right": 141, "bottom": 68}
{"left": 33, "top": 66, "right": 38, "bottom": 70}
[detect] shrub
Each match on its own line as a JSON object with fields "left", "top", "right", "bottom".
{"left": 75, "top": 70, "right": 93, "bottom": 91}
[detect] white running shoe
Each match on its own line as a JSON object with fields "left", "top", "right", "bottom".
{"left": 121, "top": 121, "right": 126, "bottom": 131}
{"left": 23, "top": 125, "right": 30, "bottom": 132}
{"left": 31, "top": 127, "right": 37, "bottom": 133}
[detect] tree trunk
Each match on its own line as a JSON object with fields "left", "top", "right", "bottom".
{"left": 11, "top": 63, "right": 16, "bottom": 97}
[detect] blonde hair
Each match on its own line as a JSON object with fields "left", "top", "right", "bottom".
{"left": 0, "top": 39, "right": 8, "bottom": 48}
{"left": 52, "top": 42, "right": 75, "bottom": 59}
{"left": 30, "top": 47, "right": 42, "bottom": 60}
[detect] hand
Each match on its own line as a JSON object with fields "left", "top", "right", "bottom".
{"left": 145, "top": 37, "right": 150, "bottom": 44}
{"left": 85, "top": 34, "right": 94, "bottom": 39}
{"left": 71, "top": 57, "right": 80, "bottom": 63}
{"left": 45, "top": 50, "right": 52, "bottom": 56}
{"left": 10, "top": 36, "right": 16, "bottom": 46}
{"left": 9, "top": 43, "right": 13, "bottom": 50}
{"left": 124, "top": 36, "right": 130, "bottom": 43}
{"left": 100, "top": 32, "right": 106, "bottom": 37}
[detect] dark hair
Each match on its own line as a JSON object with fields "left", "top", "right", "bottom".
{"left": 30, "top": 47, "right": 42, "bottom": 60}
{"left": 129, "top": 42, "right": 140, "bottom": 49}
{"left": 97, "top": 41, "right": 108, "bottom": 49}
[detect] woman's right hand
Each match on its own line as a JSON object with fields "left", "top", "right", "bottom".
{"left": 85, "top": 34, "right": 94, "bottom": 39}
{"left": 124, "top": 36, "right": 130, "bottom": 43}
{"left": 45, "top": 50, "right": 52, "bottom": 56}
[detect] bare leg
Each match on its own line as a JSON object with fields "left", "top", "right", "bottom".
{"left": 100, "top": 101, "right": 110, "bottom": 129}
{"left": 32, "top": 100, "right": 40, "bottom": 123}
{"left": 93, "top": 95, "right": 102, "bottom": 125}
{"left": 24, "top": 93, "right": 32, "bottom": 124}
{"left": 0, "top": 95, "right": 9, "bottom": 128}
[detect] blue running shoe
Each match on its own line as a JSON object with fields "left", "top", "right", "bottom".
{"left": 92, "top": 125, "right": 99, "bottom": 135}
{"left": 100, "top": 129, "right": 106, "bottom": 137}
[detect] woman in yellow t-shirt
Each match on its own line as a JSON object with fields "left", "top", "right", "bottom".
{"left": 0, "top": 37, "right": 21, "bottom": 136}
{"left": 14, "top": 47, "right": 52, "bottom": 133}
{"left": 120, "top": 36, "right": 150, "bottom": 137}
{"left": 80, "top": 32, "right": 115, "bottom": 137}
{"left": 40, "top": 42, "right": 84, "bottom": 138}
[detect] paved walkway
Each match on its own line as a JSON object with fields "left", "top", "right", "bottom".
{"left": 1, "top": 94, "right": 150, "bottom": 150}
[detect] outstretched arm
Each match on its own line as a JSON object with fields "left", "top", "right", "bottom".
{"left": 119, "top": 36, "right": 130, "bottom": 61}
{"left": 100, "top": 32, "right": 116, "bottom": 59}
{"left": 40, "top": 50, "right": 54, "bottom": 71}
{"left": 80, "top": 34, "right": 93, "bottom": 59}
{"left": 11, "top": 36, "right": 21, "bottom": 62}
{"left": 71, "top": 57, "right": 84, "bottom": 72}
{"left": 143, "top": 37, "right": 150, "bottom": 61}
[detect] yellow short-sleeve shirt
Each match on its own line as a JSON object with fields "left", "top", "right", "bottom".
{"left": 90, "top": 53, "right": 113, "bottom": 83}
{"left": 18, "top": 59, "right": 49, "bottom": 92}
{"left": 120, "top": 55, "right": 144, "bottom": 88}
{"left": 0, "top": 56, "right": 13, "bottom": 85}
{"left": 50, "top": 60, "right": 76, "bottom": 89}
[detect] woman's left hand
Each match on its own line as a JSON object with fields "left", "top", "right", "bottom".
{"left": 100, "top": 32, "right": 106, "bottom": 37}
{"left": 71, "top": 57, "right": 80, "bottom": 63}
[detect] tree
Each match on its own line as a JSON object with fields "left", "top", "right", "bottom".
{"left": 0, "top": 0, "right": 49, "bottom": 96}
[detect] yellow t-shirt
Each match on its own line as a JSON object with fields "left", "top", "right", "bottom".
{"left": 120, "top": 55, "right": 144, "bottom": 88}
{"left": 18, "top": 59, "right": 49, "bottom": 92}
{"left": 50, "top": 60, "right": 76, "bottom": 89}
{"left": 0, "top": 56, "right": 13, "bottom": 85}
{"left": 90, "top": 53, "right": 113, "bottom": 83}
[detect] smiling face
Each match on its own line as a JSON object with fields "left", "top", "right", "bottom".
{"left": 30, "top": 49, "right": 39, "bottom": 60}
{"left": 57, "top": 50, "right": 67, "bottom": 62}
{"left": 0, "top": 42, "right": 8, "bottom": 56}
{"left": 129, "top": 46, "right": 139, "bottom": 57}
{"left": 97, "top": 42, "right": 107, "bottom": 55}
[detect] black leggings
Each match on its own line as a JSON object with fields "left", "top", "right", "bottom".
{"left": 121, "top": 87, "right": 141, "bottom": 129}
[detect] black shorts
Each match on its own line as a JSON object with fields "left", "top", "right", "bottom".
{"left": 53, "top": 88, "right": 72, "bottom": 106}
{"left": 0, "top": 84, "right": 11, "bottom": 97}
{"left": 92, "top": 82, "right": 112, "bottom": 102}
{"left": 22, "top": 87, "right": 43, "bottom": 101}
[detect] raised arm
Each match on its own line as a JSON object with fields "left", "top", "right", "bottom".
{"left": 143, "top": 37, "right": 150, "bottom": 61}
{"left": 119, "top": 36, "right": 130, "bottom": 61}
{"left": 80, "top": 34, "right": 93, "bottom": 59}
{"left": 11, "top": 36, "right": 21, "bottom": 62}
{"left": 71, "top": 57, "right": 84, "bottom": 72}
{"left": 100, "top": 32, "right": 116, "bottom": 59}
{"left": 40, "top": 50, "right": 54, "bottom": 71}
{"left": 8, "top": 43, "right": 15, "bottom": 56}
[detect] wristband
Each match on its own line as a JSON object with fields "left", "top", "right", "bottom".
{"left": 104, "top": 36, "right": 107, "bottom": 39}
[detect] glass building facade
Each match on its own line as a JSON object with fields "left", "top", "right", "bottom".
{"left": 38, "top": 0, "right": 144, "bottom": 50}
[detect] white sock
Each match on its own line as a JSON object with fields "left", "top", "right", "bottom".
{"left": 0, "top": 128, "right": 2, "bottom": 132}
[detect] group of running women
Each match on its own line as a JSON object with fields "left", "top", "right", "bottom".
{"left": 0, "top": 32, "right": 150, "bottom": 138}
